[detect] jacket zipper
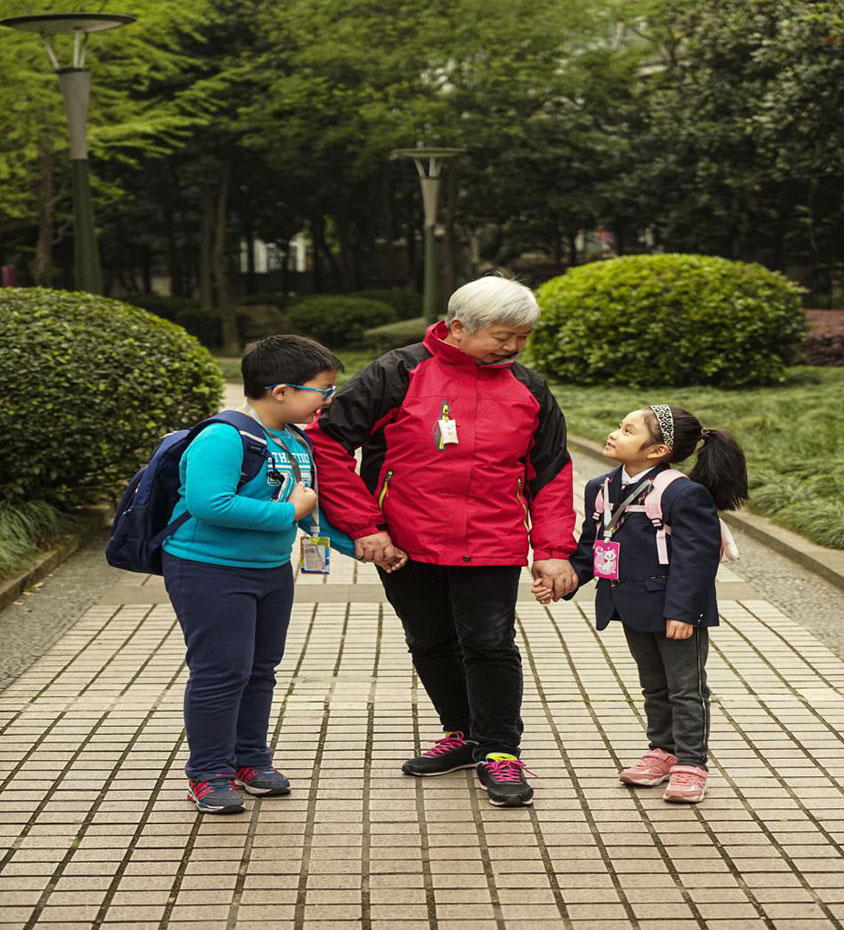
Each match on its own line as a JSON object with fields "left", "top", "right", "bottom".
{"left": 516, "top": 477, "right": 530, "bottom": 531}
{"left": 377, "top": 469, "right": 393, "bottom": 510}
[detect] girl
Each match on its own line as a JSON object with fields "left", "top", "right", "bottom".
{"left": 535, "top": 405, "right": 747, "bottom": 803}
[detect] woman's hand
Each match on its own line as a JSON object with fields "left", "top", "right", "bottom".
{"left": 665, "top": 619, "right": 694, "bottom": 640}
{"left": 289, "top": 482, "right": 318, "bottom": 520}
{"left": 375, "top": 547, "right": 408, "bottom": 573}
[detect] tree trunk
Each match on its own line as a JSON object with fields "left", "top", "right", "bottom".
{"left": 212, "top": 160, "right": 239, "bottom": 355}
{"left": 33, "top": 132, "right": 54, "bottom": 287}
{"left": 442, "top": 166, "right": 458, "bottom": 302}
{"left": 311, "top": 215, "right": 343, "bottom": 291}
{"left": 199, "top": 194, "right": 213, "bottom": 310}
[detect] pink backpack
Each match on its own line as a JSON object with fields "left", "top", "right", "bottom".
{"left": 593, "top": 469, "right": 739, "bottom": 565}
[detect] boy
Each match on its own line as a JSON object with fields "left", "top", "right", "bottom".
{"left": 162, "top": 334, "right": 343, "bottom": 814}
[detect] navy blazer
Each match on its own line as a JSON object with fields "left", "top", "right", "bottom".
{"left": 569, "top": 463, "right": 722, "bottom": 633}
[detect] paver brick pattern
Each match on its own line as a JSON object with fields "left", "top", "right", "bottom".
{"left": 1, "top": 473, "right": 843, "bottom": 929}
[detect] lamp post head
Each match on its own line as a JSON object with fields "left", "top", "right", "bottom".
{"left": 0, "top": 13, "right": 135, "bottom": 70}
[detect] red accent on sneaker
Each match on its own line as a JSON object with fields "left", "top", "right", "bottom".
{"left": 619, "top": 749, "right": 677, "bottom": 787}
{"left": 424, "top": 733, "right": 469, "bottom": 757}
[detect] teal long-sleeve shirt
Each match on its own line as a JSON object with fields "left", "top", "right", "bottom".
{"left": 162, "top": 422, "right": 313, "bottom": 568}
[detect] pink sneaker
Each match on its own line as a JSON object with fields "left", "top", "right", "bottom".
{"left": 619, "top": 749, "right": 677, "bottom": 787}
{"left": 663, "top": 765, "right": 707, "bottom": 803}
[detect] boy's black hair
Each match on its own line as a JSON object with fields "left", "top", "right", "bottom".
{"left": 643, "top": 406, "right": 749, "bottom": 512}
{"left": 241, "top": 335, "right": 344, "bottom": 399}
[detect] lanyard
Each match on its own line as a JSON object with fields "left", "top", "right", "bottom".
{"left": 602, "top": 477, "right": 653, "bottom": 540}
{"left": 240, "top": 403, "right": 321, "bottom": 535}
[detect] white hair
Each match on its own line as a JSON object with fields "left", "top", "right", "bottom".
{"left": 445, "top": 275, "right": 540, "bottom": 333}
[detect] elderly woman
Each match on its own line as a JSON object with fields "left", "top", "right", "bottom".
{"left": 306, "top": 276, "right": 577, "bottom": 806}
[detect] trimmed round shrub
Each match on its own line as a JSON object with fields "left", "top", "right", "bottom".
{"left": 530, "top": 254, "right": 806, "bottom": 387}
{"left": 286, "top": 296, "right": 396, "bottom": 348}
{"left": 352, "top": 289, "right": 422, "bottom": 320}
{"left": 799, "top": 310, "right": 844, "bottom": 366}
{"left": 175, "top": 307, "right": 223, "bottom": 348}
{"left": 235, "top": 304, "right": 289, "bottom": 342}
{"left": 0, "top": 287, "right": 222, "bottom": 508}
{"left": 364, "top": 316, "right": 429, "bottom": 353}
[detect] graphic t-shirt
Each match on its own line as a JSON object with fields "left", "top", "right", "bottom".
{"left": 162, "top": 422, "right": 312, "bottom": 568}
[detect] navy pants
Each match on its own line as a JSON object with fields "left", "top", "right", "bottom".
{"left": 162, "top": 553, "right": 294, "bottom": 780}
{"left": 378, "top": 560, "right": 523, "bottom": 759}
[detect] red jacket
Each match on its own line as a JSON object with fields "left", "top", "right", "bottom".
{"left": 306, "top": 321, "right": 576, "bottom": 565}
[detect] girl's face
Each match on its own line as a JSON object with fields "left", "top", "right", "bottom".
{"left": 604, "top": 409, "right": 668, "bottom": 467}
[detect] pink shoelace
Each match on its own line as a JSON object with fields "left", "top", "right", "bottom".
{"left": 482, "top": 759, "right": 536, "bottom": 782}
{"left": 423, "top": 733, "right": 468, "bottom": 757}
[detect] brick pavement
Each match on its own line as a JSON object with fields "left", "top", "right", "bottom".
{"left": 1, "top": 468, "right": 843, "bottom": 930}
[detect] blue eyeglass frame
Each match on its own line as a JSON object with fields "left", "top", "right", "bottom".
{"left": 264, "top": 382, "right": 337, "bottom": 398}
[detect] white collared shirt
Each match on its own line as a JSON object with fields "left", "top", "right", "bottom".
{"left": 621, "top": 465, "right": 656, "bottom": 488}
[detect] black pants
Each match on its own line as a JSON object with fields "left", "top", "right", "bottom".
{"left": 378, "top": 560, "right": 523, "bottom": 759}
{"left": 623, "top": 624, "right": 710, "bottom": 769}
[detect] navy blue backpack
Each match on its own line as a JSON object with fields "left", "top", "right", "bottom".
{"left": 105, "top": 410, "right": 273, "bottom": 575}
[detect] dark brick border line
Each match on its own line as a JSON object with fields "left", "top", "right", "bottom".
{"left": 13, "top": 610, "right": 181, "bottom": 928}
{"left": 514, "top": 609, "right": 645, "bottom": 929}
{"left": 579, "top": 601, "right": 842, "bottom": 929}
{"left": 0, "top": 605, "right": 121, "bottom": 739}
{"left": 409, "top": 666, "right": 440, "bottom": 930}
{"left": 222, "top": 600, "right": 321, "bottom": 930}
{"left": 292, "top": 602, "right": 352, "bottom": 930}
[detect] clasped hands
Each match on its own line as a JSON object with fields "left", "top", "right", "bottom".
{"left": 354, "top": 531, "right": 408, "bottom": 573}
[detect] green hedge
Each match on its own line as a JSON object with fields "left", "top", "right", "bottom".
{"left": 352, "top": 289, "right": 422, "bottom": 320}
{"left": 123, "top": 293, "right": 198, "bottom": 322}
{"left": 530, "top": 254, "right": 806, "bottom": 387}
{"left": 364, "top": 316, "right": 429, "bottom": 353}
{"left": 287, "top": 295, "right": 396, "bottom": 348}
{"left": 0, "top": 288, "right": 222, "bottom": 509}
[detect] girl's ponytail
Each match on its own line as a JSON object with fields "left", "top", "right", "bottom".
{"left": 645, "top": 406, "right": 749, "bottom": 511}
{"left": 687, "top": 428, "right": 748, "bottom": 511}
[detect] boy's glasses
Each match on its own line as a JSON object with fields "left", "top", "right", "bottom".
{"left": 264, "top": 382, "right": 337, "bottom": 399}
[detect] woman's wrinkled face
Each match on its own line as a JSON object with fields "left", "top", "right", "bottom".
{"left": 448, "top": 319, "right": 533, "bottom": 365}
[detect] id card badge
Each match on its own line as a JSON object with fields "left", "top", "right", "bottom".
{"left": 438, "top": 418, "right": 458, "bottom": 445}
{"left": 593, "top": 540, "right": 620, "bottom": 580}
{"left": 301, "top": 536, "right": 331, "bottom": 574}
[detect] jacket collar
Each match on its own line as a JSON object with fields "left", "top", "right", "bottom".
{"left": 423, "top": 320, "right": 516, "bottom": 370}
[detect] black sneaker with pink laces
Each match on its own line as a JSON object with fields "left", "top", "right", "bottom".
{"left": 476, "top": 754, "right": 535, "bottom": 806}
{"left": 401, "top": 731, "right": 478, "bottom": 777}
{"left": 186, "top": 775, "right": 245, "bottom": 814}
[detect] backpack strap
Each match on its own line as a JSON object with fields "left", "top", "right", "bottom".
{"left": 642, "top": 469, "right": 688, "bottom": 564}
{"left": 198, "top": 410, "right": 271, "bottom": 487}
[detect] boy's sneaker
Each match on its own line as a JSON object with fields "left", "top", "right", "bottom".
{"left": 234, "top": 766, "right": 291, "bottom": 796}
{"left": 187, "top": 775, "right": 245, "bottom": 814}
{"left": 476, "top": 754, "right": 535, "bottom": 807}
{"left": 619, "top": 749, "right": 677, "bottom": 787}
{"left": 663, "top": 765, "right": 708, "bottom": 803}
{"left": 401, "top": 731, "right": 478, "bottom": 777}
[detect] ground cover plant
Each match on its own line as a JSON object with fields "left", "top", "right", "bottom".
{"left": 552, "top": 367, "right": 844, "bottom": 549}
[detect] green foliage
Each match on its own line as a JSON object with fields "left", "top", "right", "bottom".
{"left": 237, "top": 292, "right": 287, "bottom": 308}
{"left": 531, "top": 254, "right": 806, "bottom": 387}
{"left": 286, "top": 296, "right": 396, "bottom": 348}
{"left": 0, "top": 500, "right": 80, "bottom": 578}
{"left": 175, "top": 307, "right": 223, "bottom": 348}
{"left": 0, "top": 287, "right": 222, "bottom": 508}
{"left": 123, "top": 293, "right": 199, "bottom": 322}
{"left": 235, "top": 304, "right": 289, "bottom": 343}
{"left": 364, "top": 317, "right": 429, "bottom": 353}
{"left": 553, "top": 366, "right": 844, "bottom": 548}
{"left": 352, "top": 289, "right": 422, "bottom": 321}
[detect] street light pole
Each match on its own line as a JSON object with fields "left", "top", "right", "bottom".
{"left": 392, "top": 146, "right": 465, "bottom": 323}
{"left": 0, "top": 13, "right": 135, "bottom": 294}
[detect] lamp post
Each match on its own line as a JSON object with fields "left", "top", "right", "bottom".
{"left": 0, "top": 13, "right": 135, "bottom": 294}
{"left": 392, "top": 146, "right": 464, "bottom": 322}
